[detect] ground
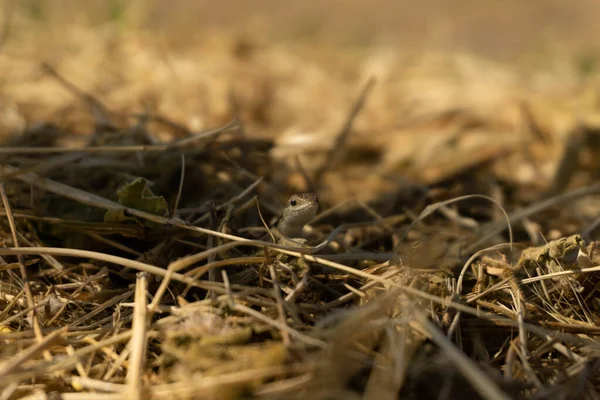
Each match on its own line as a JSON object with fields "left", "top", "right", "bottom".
{"left": 1, "top": 1, "right": 600, "bottom": 399}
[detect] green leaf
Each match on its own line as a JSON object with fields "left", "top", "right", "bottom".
{"left": 104, "top": 178, "right": 168, "bottom": 223}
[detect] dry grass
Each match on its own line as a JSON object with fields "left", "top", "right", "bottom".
{"left": 2, "top": 1, "right": 600, "bottom": 399}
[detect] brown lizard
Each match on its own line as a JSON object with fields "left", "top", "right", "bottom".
{"left": 273, "top": 192, "right": 319, "bottom": 245}
{"left": 251, "top": 193, "right": 319, "bottom": 284}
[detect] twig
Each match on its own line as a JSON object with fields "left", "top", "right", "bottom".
{"left": 0, "top": 120, "right": 239, "bottom": 154}
{"left": 171, "top": 153, "right": 185, "bottom": 218}
{"left": 126, "top": 273, "right": 148, "bottom": 400}
{"left": 220, "top": 270, "right": 324, "bottom": 347}
{"left": 284, "top": 273, "right": 308, "bottom": 304}
{"left": 269, "top": 265, "right": 290, "bottom": 346}
{"left": 324, "top": 266, "right": 401, "bottom": 308}
{"left": 149, "top": 364, "right": 311, "bottom": 398}
{"left": 543, "top": 126, "right": 585, "bottom": 197}
{"left": 65, "top": 345, "right": 86, "bottom": 378}
{"left": 0, "top": 289, "right": 25, "bottom": 321}
{"left": 413, "top": 309, "right": 512, "bottom": 400}
{"left": 136, "top": 113, "right": 192, "bottom": 138}
{"left": 466, "top": 181, "right": 600, "bottom": 253}
{"left": 221, "top": 270, "right": 234, "bottom": 307}
{"left": 2, "top": 246, "right": 599, "bottom": 354}
{"left": 0, "top": 247, "right": 221, "bottom": 292}
{"left": 207, "top": 206, "right": 218, "bottom": 302}
{"left": 149, "top": 265, "right": 175, "bottom": 314}
{"left": 41, "top": 63, "right": 114, "bottom": 130}
{"left": 398, "top": 194, "right": 514, "bottom": 256}
{"left": 228, "top": 89, "right": 246, "bottom": 137}
{"left": 1, "top": 330, "right": 135, "bottom": 383}
{"left": 0, "top": 326, "right": 66, "bottom": 379}
{"left": 68, "top": 376, "right": 126, "bottom": 393}
{"left": 0, "top": 153, "right": 82, "bottom": 181}
{"left": 294, "top": 155, "right": 316, "bottom": 192}
{"left": 17, "top": 232, "right": 65, "bottom": 271}
{"left": 231, "top": 300, "right": 326, "bottom": 349}
{"left": 189, "top": 177, "right": 263, "bottom": 225}
{"left": 0, "top": 163, "right": 393, "bottom": 261}
{"left": 185, "top": 256, "right": 264, "bottom": 280}
{"left": 313, "top": 77, "right": 376, "bottom": 186}
{"left": 0, "top": 298, "right": 49, "bottom": 328}
{"left": 0, "top": 184, "right": 51, "bottom": 362}
{"left": 69, "top": 292, "right": 132, "bottom": 328}
{"left": 84, "top": 232, "right": 142, "bottom": 257}
{"left": 103, "top": 345, "right": 131, "bottom": 381}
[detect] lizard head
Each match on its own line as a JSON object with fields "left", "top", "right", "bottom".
{"left": 279, "top": 192, "right": 319, "bottom": 235}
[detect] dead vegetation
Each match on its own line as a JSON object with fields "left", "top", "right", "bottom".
{"left": 3, "top": 2, "right": 600, "bottom": 399}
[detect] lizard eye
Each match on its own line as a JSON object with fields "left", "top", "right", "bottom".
{"left": 290, "top": 199, "right": 297, "bottom": 206}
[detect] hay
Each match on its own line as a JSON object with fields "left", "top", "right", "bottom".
{"left": 2, "top": 3, "right": 600, "bottom": 399}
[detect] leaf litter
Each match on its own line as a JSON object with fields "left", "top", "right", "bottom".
{"left": 2, "top": 19, "right": 600, "bottom": 400}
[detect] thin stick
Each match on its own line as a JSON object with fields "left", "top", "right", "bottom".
{"left": 190, "top": 177, "right": 263, "bottom": 225}
{"left": 414, "top": 309, "right": 512, "bottom": 400}
{"left": 314, "top": 77, "right": 376, "bottom": 185}
{"left": 0, "top": 289, "right": 25, "bottom": 321}
{"left": 126, "top": 273, "right": 148, "bottom": 400}
{"left": 65, "top": 345, "right": 87, "bottom": 378}
{"left": 221, "top": 270, "right": 235, "bottom": 307}
{"left": 399, "top": 194, "right": 514, "bottom": 256}
{"left": 0, "top": 153, "right": 82, "bottom": 181}
{"left": 69, "top": 292, "right": 132, "bottom": 328}
{"left": 0, "top": 247, "right": 221, "bottom": 292}
{"left": 68, "top": 376, "right": 126, "bottom": 393}
{"left": 324, "top": 263, "right": 401, "bottom": 308}
{"left": 171, "top": 153, "right": 185, "bottom": 218}
{"left": 284, "top": 274, "right": 308, "bottom": 304}
{"left": 1, "top": 246, "right": 598, "bottom": 349}
{"left": 269, "top": 265, "right": 291, "bottom": 346}
{"left": 0, "top": 163, "right": 391, "bottom": 260}
{"left": 17, "top": 232, "right": 65, "bottom": 271}
{"left": 42, "top": 63, "right": 114, "bottom": 129}
{"left": 207, "top": 215, "right": 217, "bottom": 302}
{"left": 230, "top": 302, "right": 326, "bottom": 348}
{"left": 0, "top": 326, "right": 66, "bottom": 379}
{"left": 0, "top": 120, "right": 239, "bottom": 154}
{"left": 0, "top": 298, "right": 49, "bottom": 328}
{"left": 483, "top": 263, "right": 600, "bottom": 288}
{"left": 294, "top": 155, "right": 316, "bottom": 192}
{"left": 0, "top": 184, "right": 50, "bottom": 362}
{"left": 150, "top": 364, "right": 310, "bottom": 398}
{"left": 467, "top": 181, "right": 600, "bottom": 253}
{"left": 149, "top": 265, "right": 175, "bottom": 314}
{"left": 1, "top": 330, "right": 135, "bottom": 382}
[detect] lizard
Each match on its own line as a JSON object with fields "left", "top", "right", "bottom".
{"left": 197, "top": 192, "right": 319, "bottom": 287}
{"left": 252, "top": 192, "right": 319, "bottom": 285}
{"left": 272, "top": 192, "right": 319, "bottom": 246}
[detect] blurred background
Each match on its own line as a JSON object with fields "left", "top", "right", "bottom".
{"left": 7, "top": 0, "right": 600, "bottom": 57}
{"left": 2, "top": 0, "right": 600, "bottom": 202}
